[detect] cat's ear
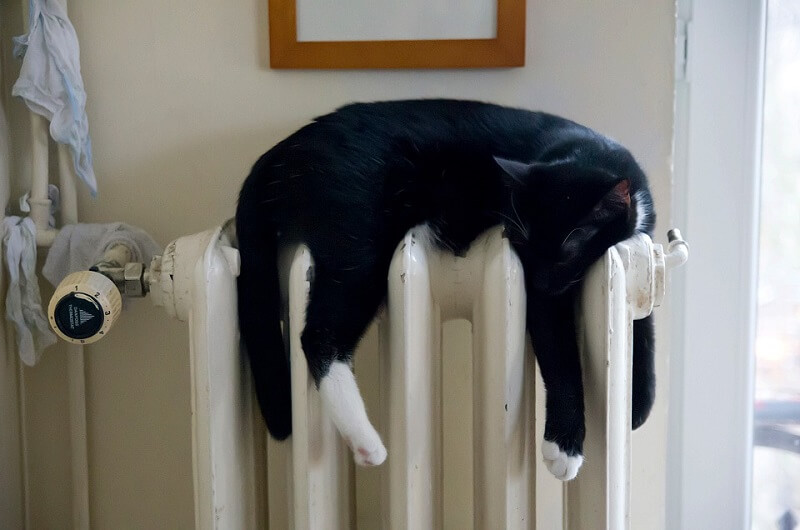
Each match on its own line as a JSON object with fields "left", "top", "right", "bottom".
{"left": 560, "top": 179, "right": 632, "bottom": 261}
{"left": 494, "top": 156, "right": 532, "bottom": 187}
{"left": 595, "top": 178, "right": 631, "bottom": 218}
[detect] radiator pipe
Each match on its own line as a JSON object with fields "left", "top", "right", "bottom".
{"left": 666, "top": 229, "right": 690, "bottom": 269}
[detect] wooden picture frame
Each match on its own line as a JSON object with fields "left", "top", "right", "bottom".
{"left": 268, "top": 0, "right": 525, "bottom": 69}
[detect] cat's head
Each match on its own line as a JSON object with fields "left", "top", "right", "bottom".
{"left": 495, "top": 156, "right": 640, "bottom": 296}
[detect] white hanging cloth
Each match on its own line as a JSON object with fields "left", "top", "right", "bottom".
{"left": 12, "top": 0, "right": 98, "bottom": 196}
{"left": 2, "top": 216, "right": 57, "bottom": 366}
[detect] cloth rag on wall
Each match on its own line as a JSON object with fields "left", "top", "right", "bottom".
{"left": 42, "top": 223, "right": 162, "bottom": 287}
{"left": 12, "top": 0, "right": 98, "bottom": 196}
{"left": 2, "top": 216, "right": 57, "bottom": 366}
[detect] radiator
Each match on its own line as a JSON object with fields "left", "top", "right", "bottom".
{"left": 155, "top": 223, "right": 686, "bottom": 530}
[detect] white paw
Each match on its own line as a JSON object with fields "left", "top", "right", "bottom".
{"left": 347, "top": 434, "right": 387, "bottom": 467}
{"left": 542, "top": 440, "right": 583, "bottom": 481}
{"left": 319, "top": 361, "right": 388, "bottom": 467}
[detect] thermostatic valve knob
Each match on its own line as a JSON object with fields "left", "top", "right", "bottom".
{"left": 48, "top": 271, "right": 123, "bottom": 344}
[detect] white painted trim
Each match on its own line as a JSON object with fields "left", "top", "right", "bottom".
{"left": 667, "top": 0, "right": 766, "bottom": 527}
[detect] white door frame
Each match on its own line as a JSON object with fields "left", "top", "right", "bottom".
{"left": 667, "top": 0, "right": 766, "bottom": 528}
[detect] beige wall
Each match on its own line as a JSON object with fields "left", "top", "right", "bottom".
{"left": 1, "top": 0, "right": 675, "bottom": 528}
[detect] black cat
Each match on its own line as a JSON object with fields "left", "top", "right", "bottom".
{"left": 236, "top": 99, "right": 655, "bottom": 479}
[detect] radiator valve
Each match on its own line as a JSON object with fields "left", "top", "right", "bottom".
{"left": 47, "top": 243, "right": 149, "bottom": 344}
{"left": 49, "top": 270, "right": 123, "bottom": 344}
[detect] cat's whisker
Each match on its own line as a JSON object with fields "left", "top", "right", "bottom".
{"left": 561, "top": 227, "right": 585, "bottom": 246}
{"left": 509, "top": 196, "right": 529, "bottom": 240}
{"left": 495, "top": 211, "right": 528, "bottom": 241}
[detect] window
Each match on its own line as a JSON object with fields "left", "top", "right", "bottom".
{"left": 668, "top": 0, "right": 766, "bottom": 527}
{"left": 751, "top": 1, "right": 800, "bottom": 526}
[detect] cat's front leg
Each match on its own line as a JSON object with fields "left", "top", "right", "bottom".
{"left": 527, "top": 290, "right": 585, "bottom": 481}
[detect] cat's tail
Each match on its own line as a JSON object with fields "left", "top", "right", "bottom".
{"left": 236, "top": 199, "right": 293, "bottom": 440}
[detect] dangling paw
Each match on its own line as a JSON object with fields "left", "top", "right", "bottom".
{"left": 345, "top": 430, "right": 387, "bottom": 467}
{"left": 354, "top": 441, "right": 387, "bottom": 467}
{"left": 542, "top": 440, "right": 583, "bottom": 481}
{"left": 318, "top": 361, "right": 388, "bottom": 467}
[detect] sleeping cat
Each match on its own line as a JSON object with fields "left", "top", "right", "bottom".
{"left": 236, "top": 99, "right": 655, "bottom": 481}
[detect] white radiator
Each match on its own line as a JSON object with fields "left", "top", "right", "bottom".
{"left": 163, "top": 223, "right": 686, "bottom": 530}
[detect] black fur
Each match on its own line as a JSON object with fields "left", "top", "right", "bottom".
{"left": 236, "top": 99, "right": 656, "bottom": 455}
